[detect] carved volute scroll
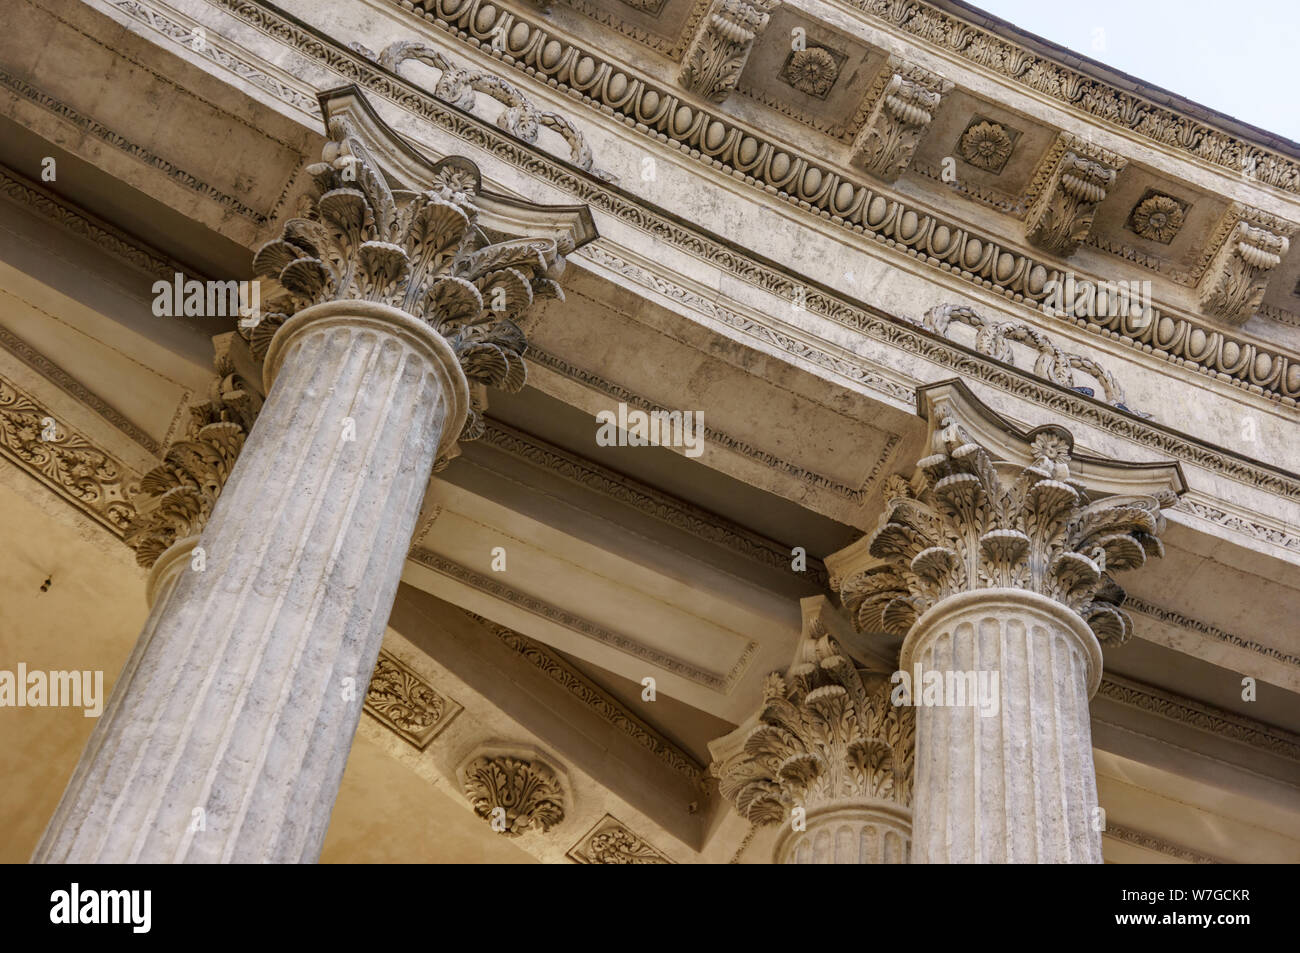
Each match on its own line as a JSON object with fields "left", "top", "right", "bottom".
{"left": 250, "top": 129, "right": 567, "bottom": 440}
{"left": 247, "top": 87, "right": 594, "bottom": 444}
{"left": 851, "top": 60, "right": 952, "bottom": 182}
{"left": 1197, "top": 205, "right": 1295, "bottom": 324}
{"left": 1025, "top": 134, "right": 1127, "bottom": 256}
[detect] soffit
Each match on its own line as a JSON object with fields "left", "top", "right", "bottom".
{"left": 1095, "top": 749, "right": 1300, "bottom": 863}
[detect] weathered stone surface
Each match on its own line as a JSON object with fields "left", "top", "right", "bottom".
{"left": 34, "top": 302, "right": 468, "bottom": 862}
{"left": 903, "top": 588, "right": 1102, "bottom": 863}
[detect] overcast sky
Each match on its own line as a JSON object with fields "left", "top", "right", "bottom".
{"left": 971, "top": 0, "right": 1300, "bottom": 142}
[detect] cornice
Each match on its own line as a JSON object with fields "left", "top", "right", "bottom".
{"left": 358, "top": 0, "right": 1300, "bottom": 409}
{"left": 562, "top": 0, "right": 706, "bottom": 60}
{"left": 1175, "top": 495, "right": 1300, "bottom": 556}
{"left": 115, "top": 0, "right": 321, "bottom": 116}
{"left": 565, "top": 255, "right": 1300, "bottom": 507}
{"left": 48, "top": 2, "right": 1300, "bottom": 514}
{"left": 1257, "top": 303, "right": 1300, "bottom": 329}
{"left": 579, "top": 242, "right": 916, "bottom": 410}
{"left": 0, "top": 65, "right": 269, "bottom": 224}
{"left": 524, "top": 345, "right": 884, "bottom": 505}
{"left": 1097, "top": 672, "right": 1300, "bottom": 763}
{"left": 0, "top": 164, "right": 199, "bottom": 286}
{"left": 479, "top": 417, "right": 834, "bottom": 589}
{"left": 407, "top": 546, "right": 757, "bottom": 692}
{"left": 1126, "top": 596, "right": 1300, "bottom": 673}
{"left": 0, "top": 321, "right": 161, "bottom": 455}
{"left": 829, "top": 0, "right": 1300, "bottom": 196}
{"left": 558, "top": 0, "right": 1300, "bottom": 199}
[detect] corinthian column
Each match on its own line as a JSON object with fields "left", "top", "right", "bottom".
{"left": 710, "top": 598, "right": 914, "bottom": 864}
{"left": 34, "top": 89, "right": 593, "bottom": 863}
{"left": 832, "top": 381, "right": 1182, "bottom": 864}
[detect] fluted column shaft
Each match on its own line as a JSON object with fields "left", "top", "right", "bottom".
{"left": 904, "top": 588, "right": 1103, "bottom": 864}
{"left": 35, "top": 301, "right": 467, "bottom": 863}
{"left": 776, "top": 801, "right": 911, "bottom": 864}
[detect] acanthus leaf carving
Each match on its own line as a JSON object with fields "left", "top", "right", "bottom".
{"left": 711, "top": 626, "right": 914, "bottom": 824}
{"left": 1197, "top": 205, "right": 1296, "bottom": 325}
{"left": 125, "top": 335, "right": 262, "bottom": 568}
{"left": 364, "top": 650, "right": 462, "bottom": 749}
{"left": 850, "top": 60, "right": 952, "bottom": 181}
{"left": 567, "top": 814, "right": 673, "bottom": 864}
{"left": 839, "top": 414, "right": 1173, "bottom": 647}
{"left": 247, "top": 115, "right": 577, "bottom": 441}
{"left": 678, "top": 0, "right": 776, "bottom": 103}
{"left": 1025, "top": 134, "right": 1126, "bottom": 256}
{"left": 0, "top": 375, "right": 136, "bottom": 536}
{"left": 210, "top": 0, "right": 1300, "bottom": 405}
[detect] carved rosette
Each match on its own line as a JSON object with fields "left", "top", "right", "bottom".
{"left": 124, "top": 338, "right": 262, "bottom": 568}
{"left": 711, "top": 630, "right": 914, "bottom": 825}
{"left": 462, "top": 755, "right": 566, "bottom": 836}
{"left": 781, "top": 47, "right": 841, "bottom": 98}
{"left": 957, "top": 120, "right": 1015, "bottom": 174}
{"left": 851, "top": 63, "right": 952, "bottom": 182}
{"left": 1198, "top": 207, "right": 1296, "bottom": 324}
{"left": 1025, "top": 136, "right": 1126, "bottom": 256}
{"left": 247, "top": 116, "right": 573, "bottom": 442}
{"left": 678, "top": 0, "right": 775, "bottom": 103}
{"left": 840, "top": 414, "right": 1172, "bottom": 648}
{"left": 1128, "top": 192, "right": 1186, "bottom": 244}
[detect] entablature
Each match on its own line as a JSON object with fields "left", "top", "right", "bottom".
{"left": 437, "top": 0, "right": 1300, "bottom": 334}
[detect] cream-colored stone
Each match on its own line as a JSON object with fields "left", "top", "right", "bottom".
{"left": 775, "top": 801, "right": 911, "bottom": 864}
{"left": 903, "top": 588, "right": 1102, "bottom": 864}
{"left": 33, "top": 302, "right": 468, "bottom": 863}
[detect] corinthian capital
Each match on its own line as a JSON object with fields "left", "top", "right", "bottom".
{"left": 678, "top": 0, "right": 777, "bottom": 103}
{"left": 247, "top": 87, "right": 596, "bottom": 440}
{"left": 711, "top": 599, "right": 913, "bottom": 825}
{"left": 125, "top": 334, "right": 262, "bottom": 569}
{"left": 833, "top": 381, "right": 1184, "bottom": 648}
{"left": 850, "top": 60, "right": 952, "bottom": 182}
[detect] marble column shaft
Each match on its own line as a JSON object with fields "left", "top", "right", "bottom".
{"left": 903, "top": 588, "right": 1103, "bottom": 864}
{"left": 34, "top": 301, "right": 466, "bottom": 863}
